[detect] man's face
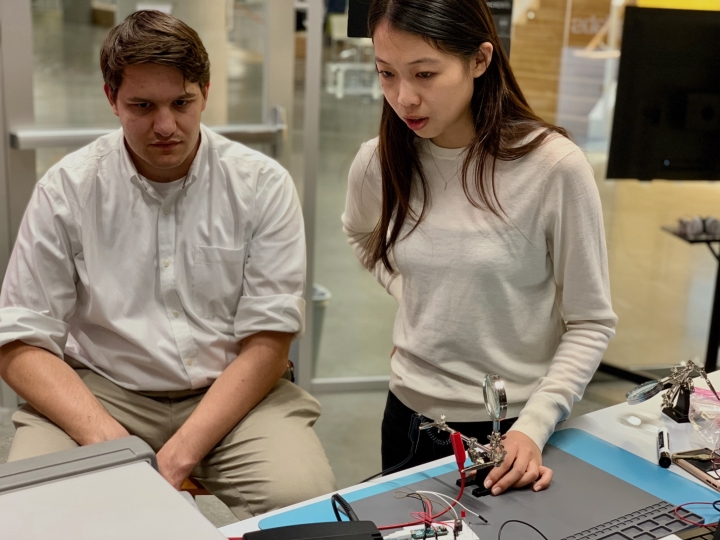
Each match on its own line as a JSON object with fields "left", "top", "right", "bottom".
{"left": 105, "top": 64, "right": 208, "bottom": 182}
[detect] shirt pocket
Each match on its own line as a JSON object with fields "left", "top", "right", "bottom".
{"left": 192, "top": 245, "right": 246, "bottom": 321}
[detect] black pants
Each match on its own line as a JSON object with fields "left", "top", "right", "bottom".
{"left": 381, "top": 391, "right": 517, "bottom": 472}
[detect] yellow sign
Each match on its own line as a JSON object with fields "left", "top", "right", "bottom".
{"left": 637, "top": 0, "right": 720, "bottom": 9}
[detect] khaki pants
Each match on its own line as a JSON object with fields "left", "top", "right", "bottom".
{"left": 7, "top": 366, "right": 336, "bottom": 520}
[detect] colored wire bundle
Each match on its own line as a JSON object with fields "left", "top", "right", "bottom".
{"left": 415, "top": 490, "right": 487, "bottom": 523}
{"left": 377, "top": 474, "right": 466, "bottom": 531}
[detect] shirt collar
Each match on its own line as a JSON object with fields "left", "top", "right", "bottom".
{"left": 118, "top": 125, "right": 209, "bottom": 196}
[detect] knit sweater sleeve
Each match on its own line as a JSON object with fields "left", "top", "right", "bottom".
{"left": 508, "top": 147, "right": 618, "bottom": 450}
{"left": 341, "top": 140, "right": 402, "bottom": 300}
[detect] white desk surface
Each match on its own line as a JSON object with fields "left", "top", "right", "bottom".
{"left": 221, "top": 372, "right": 720, "bottom": 539}
{"left": 0, "top": 461, "right": 225, "bottom": 540}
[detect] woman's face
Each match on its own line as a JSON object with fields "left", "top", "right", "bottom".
{"left": 373, "top": 21, "right": 492, "bottom": 149}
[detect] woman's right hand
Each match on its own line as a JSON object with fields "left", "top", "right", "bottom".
{"left": 483, "top": 431, "right": 553, "bottom": 495}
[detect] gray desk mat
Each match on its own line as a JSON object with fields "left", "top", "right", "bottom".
{"left": 349, "top": 446, "right": 699, "bottom": 540}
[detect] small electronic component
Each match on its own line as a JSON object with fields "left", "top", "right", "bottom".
{"left": 410, "top": 525, "right": 449, "bottom": 539}
{"left": 383, "top": 521, "right": 478, "bottom": 540}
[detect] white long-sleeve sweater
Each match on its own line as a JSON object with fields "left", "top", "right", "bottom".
{"left": 342, "top": 135, "right": 617, "bottom": 450}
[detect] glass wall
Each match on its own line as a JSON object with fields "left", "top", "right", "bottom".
{"left": 532, "top": 0, "right": 720, "bottom": 372}
{"left": 309, "top": 0, "right": 720, "bottom": 382}
{"left": 309, "top": 13, "right": 395, "bottom": 379}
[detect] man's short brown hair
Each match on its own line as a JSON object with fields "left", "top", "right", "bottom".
{"left": 100, "top": 10, "right": 210, "bottom": 98}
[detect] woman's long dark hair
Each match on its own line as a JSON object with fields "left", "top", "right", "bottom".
{"left": 364, "top": 0, "right": 568, "bottom": 272}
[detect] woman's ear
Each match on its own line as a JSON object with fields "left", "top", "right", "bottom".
{"left": 472, "top": 42, "right": 494, "bottom": 78}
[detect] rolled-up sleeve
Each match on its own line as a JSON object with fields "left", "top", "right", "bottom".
{"left": 233, "top": 171, "right": 306, "bottom": 341}
{"left": 0, "top": 179, "right": 79, "bottom": 358}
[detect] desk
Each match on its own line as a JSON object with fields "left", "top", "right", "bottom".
{"left": 221, "top": 372, "right": 720, "bottom": 540}
{"left": 556, "top": 370, "right": 720, "bottom": 540}
{"left": 559, "top": 370, "right": 720, "bottom": 485}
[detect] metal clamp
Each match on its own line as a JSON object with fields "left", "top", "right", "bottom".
{"left": 419, "top": 415, "right": 506, "bottom": 473}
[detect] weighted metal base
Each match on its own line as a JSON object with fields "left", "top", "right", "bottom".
{"left": 456, "top": 468, "right": 492, "bottom": 497}
{"left": 662, "top": 406, "right": 690, "bottom": 423}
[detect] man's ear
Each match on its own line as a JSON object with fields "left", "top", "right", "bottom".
{"left": 472, "top": 42, "right": 494, "bottom": 78}
{"left": 104, "top": 83, "right": 120, "bottom": 117}
{"left": 201, "top": 82, "right": 210, "bottom": 112}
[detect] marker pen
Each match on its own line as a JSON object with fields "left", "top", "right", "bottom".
{"left": 657, "top": 428, "right": 671, "bottom": 468}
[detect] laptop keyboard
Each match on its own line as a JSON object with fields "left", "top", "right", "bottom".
{"left": 561, "top": 501, "right": 705, "bottom": 540}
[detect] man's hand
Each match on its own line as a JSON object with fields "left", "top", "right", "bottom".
{"left": 152, "top": 331, "right": 292, "bottom": 490}
{"left": 156, "top": 441, "right": 196, "bottom": 490}
{"left": 483, "top": 431, "right": 552, "bottom": 495}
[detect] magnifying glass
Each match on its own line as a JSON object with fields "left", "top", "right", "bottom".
{"left": 483, "top": 374, "right": 507, "bottom": 432}
{"left": 626, "top": 380, "right": 664, "bottom": 405}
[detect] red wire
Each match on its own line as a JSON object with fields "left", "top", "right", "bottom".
{"left": 377, "top": 475, "right": 466, "bottom": 531}
{"left": 410, "top": 497, "right": 432, "bottom": 526}
{"left": 674, "top": 502, "right": 719, "bottom": 528}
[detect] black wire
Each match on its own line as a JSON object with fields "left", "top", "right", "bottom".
{"left": 713, "top": 500, "right": 720, "bottom": 513}
{"left": 421, "top": 495, "right": 430, "bottom": 526}
{"left": 331, "top": 493, "right": 359, "bottom": 522}
{"left": 360, "top": 413, "right": 425, "bottom": 483}
{"left": 361, "top": 452, "right": 415, "bottom": 483}
{"left": 497, "top": 520, "right": 549, "bottom": 540}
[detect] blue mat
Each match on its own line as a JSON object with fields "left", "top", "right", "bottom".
{"left": 259, "top": 427, "right": 720, "bottom": 529}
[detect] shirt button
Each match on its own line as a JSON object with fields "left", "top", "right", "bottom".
{"left": 172, "top": 310, "right": 179, "bottom": 318}
{"left": 187, "top": 358, "right": 194, "bottom": 366}
{"left": 163, "top": 260, "right": 170, "bottom": 268}
{"left": 163, "top": 207, "right": 170, "bottom": 215}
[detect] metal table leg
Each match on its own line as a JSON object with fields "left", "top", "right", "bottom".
{"left": 704, "top": 242, "right": 720, "bottom": 373}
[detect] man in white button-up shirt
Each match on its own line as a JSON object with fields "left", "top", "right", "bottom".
{"left": 0, "top": 10, "right": 335, "bottom": 519}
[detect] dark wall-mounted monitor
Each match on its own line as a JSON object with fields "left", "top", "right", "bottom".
{"left": 347, "top": 0, "right": 371, "bottom": 38}
{"left": 607, "top": 7, "right": 720, "bottom": 180}
{"left": 347, "top": 0, "right": 513, "bottom": 57}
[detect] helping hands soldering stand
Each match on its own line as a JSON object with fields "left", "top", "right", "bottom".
{"left": 626, "top": 359, "right": 720, "bottom": 423}
{"left": 418, "top": 374, "right": 508, "bottom": 497}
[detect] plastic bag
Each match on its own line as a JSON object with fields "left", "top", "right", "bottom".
{"left": 689, "top": 387, "right": 720, "bottom": 449}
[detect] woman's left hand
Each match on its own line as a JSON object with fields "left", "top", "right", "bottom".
{"left": 482, "top": 431, "right": 553, "bottom": 495}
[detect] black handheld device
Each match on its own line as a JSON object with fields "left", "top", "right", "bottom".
{"left": 243, "top": 521, "right": 381, "bottom": 540}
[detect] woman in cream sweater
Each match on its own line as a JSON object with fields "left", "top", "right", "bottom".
{"left": 342, "top": 0, "right": 617, "bottom": 495}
